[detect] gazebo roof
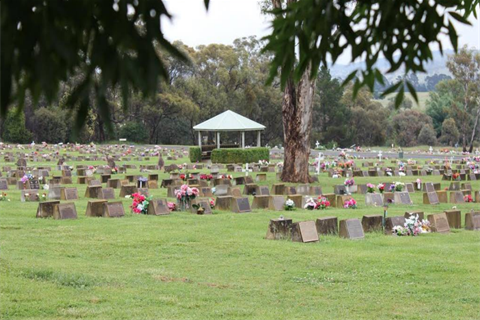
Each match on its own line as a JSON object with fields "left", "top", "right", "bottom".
{"left": 193, "top": 110, "right": 265, "bottom": 132}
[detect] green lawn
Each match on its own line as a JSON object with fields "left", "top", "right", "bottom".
{"left": 1, "top": 154, "right": 480, "bottom": 319}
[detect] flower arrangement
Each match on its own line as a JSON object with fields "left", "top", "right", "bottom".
{"left": 0, "top": 192, "right": 10, "bottom": 201}
{"left": 42, "top": 184, "right": 49, "bottom": 190}
{"left": 304, "top": 197, "right": 317, "bottom": 210}
{"left": 174, "top": 185, "right": 200, "bottom": 210}
{"left": 200, "top": 174, "right": 213, "bottom": 181}
{"left": 343, "top": 198, "right": 357, "bottom": 209}
{"left": 111, "top": 167, "right": 119, "bottom": 174}
{"left": 39, "top": 193, "right": 47, "bottom": 202}
{"left": 127, "top": 193, "right": 153, "bottom": 214}
{"left": 220, "top": 174, "right": 233, "bottom": 180}
{"left": 258, "top": 160, "right": 269, "bottom": 166}
{"left": 284, "top": 198, "right": 295, "bottom": 211}
{"left": 167, "top": 202, "right": 176, "bottom": 211}
{"left": 452, "top": 172, "right": 461, "bottom": 181}
{"left": 344, "top": 178, "right": 355, "bottom": 187}
{"left": 464, "top": 194, "right": 473, "bottom": 203}
{"left": 394, "top": 182, "right": 405, "bottom": 192}
{"left": 24, "top": 192, "right": 39, "bottom": 201}
{"left": 209, "top": 198, "right": 215, "bottom": 209}
{"left": 317, "top": 197, "right": 331, "bottom": 210}
{"left": 377, "top": 183, "right": 385, "bottom": 194}
{"left": 393, "top": 214, "right": 431, "bottom": 236}
{"left": 366, "top": 183, "right": 376, "bottom": 193}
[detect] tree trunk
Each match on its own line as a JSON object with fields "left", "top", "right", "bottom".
{"left": 468, "top": 103, "right": 480, "bottom": 153}
{"left": 281, "top": 65, "right": 316, "bottom": 183}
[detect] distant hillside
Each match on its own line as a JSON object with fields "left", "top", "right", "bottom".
{"left": 330, "top": 49, "right": 454, "bottom": 83}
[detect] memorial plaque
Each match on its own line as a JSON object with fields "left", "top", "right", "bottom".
{"left": 244, "top": 176, "right": 254, "bottom": 184}
{"left": 449, "top": 191, "right": 465, "bottom": 203}
{"left": 384, "top": 216, "right": 406, "bottom": 235}
{"left": 285, "top": 186, "right": 297, "bottom": 195}
{"left": 85, "top": 199, "right": 108, "bottom": 217}
{"left": 228, "top": 187, "right": 242, "bottom": 198}
{"left": 265, "top": 218, "right": 293, "bottom": 240}
{"left": 444, "top": 210, "right": 461, "bottom": 229}
{"left": 36, "top": 200, "right": 60, "bottom": 218}
{"left": 315, "top": 217, "right": 338, "bottom": 235}
{"left": 200, "top": 187, "right": 213, "bottom": 197}
{"left": 461, "top": 183, "right": 472, "bottom": 191}
{"left": 215, "top": 196, "right": 233, "bottom": 210}
{"left": 361, "top": 215, "right": 383, "bottom": 232}
{"left": 424, "top": 183, "right": 435, "bottom": 193}
{"left": 427, "top": 213, "right": 450, "bottom": 233}
{"left": 102, "top": 202, "right": 125, "bottom": 218}
{"left": 215, "top": 184, "right": 229, "bottom": 196}
{"left": 296, "top": 184, "right": 310, "bottom": 196}
{"left": 0, "top": 179, "right": 8, "bottom": 190}
{"left": 232, "top": 197, "right": 251, "bottom": 213}
{"left": 85, "top": 185, "right": 102, "bottom": 198}
{"left": 339, "top": 219, "right": 365, "bottom": 239}
{"left": 465, "top": 212, "right": 480, "bottom": 230}
{"left": 310, "top": 186, "right": 323, "bottom": 196}
{"left": 98, "top": 188, "right": 115, "bottom": 200}
{"left": 21, "top": 190, "right": 39, "bottom": 202}
{"left": 258, "top": 186, "right": 270, "bottom": 196}
{"left": 449, "top": 182, "right": 460, "bottom": 190}
{"left": 394, "top": 192, "right": 412, "bottom": 205}
{"left": 137, "top": 188, "right": 149, "bottom": 197}
{"left": 365, "top": 193, "right": 383, "bottom": 206}
{"left": 405, "top": 183, "right": 414, "bottom": 193}
{"left": 251, "top": 195, "right": 269, "bottom": 209}
{"left": 291, "top": 221, "right": 319, "bottom": 243}
{"left": 88, "top": 179, "right": 102, "bottom": 187}
{"left": 357, "top": 184, "right": 368, "bottom": 194}
{"left": 469, "top": 173, "right": 477, "bottom": 181}
{"left": 436, "top": 190, "right": 448, "bottom": 203}
{"left": 256, "top": 173, "right": 267, "bottom": 182}
{"left": 47, "top": 186, "right": 64, "bottom": 200}
{"left": 423, "top": 192, "right": 439, "bottom": 205}
{"left": 147, "top": 200, "right": 170, "bottom": 215}
{"left": 243, "top": 184, "right": 258, "bottom": 196}
{"left": 119, "top": 184, "right": 138, "bottom": 197}
{"left": 107, "top": 179, "right": 122, "bottom": 189}
{"left": 61, "top": 188, "right": 78, "bottom": 200}
{"left": 267, "top": 196, "right": 285, "bottom": 211}
{"left": 334, "top": 185, "right": 347, "bottom": 195}
{"left": 62, "top": 169, "right": 72, "bottom": 177}
{"left": 54, "top": 203, "right": 78, "bottom": 220}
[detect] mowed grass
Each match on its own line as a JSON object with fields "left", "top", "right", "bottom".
{"left": 1, "top": 153, "right": 480, "bottom": 319}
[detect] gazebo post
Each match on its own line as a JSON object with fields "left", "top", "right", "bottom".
{"left": 197, "top": 131, "right": 202, "bottom": 149}
{"left": 217, "top": 132, "right": 220, "bottom": 149}
{"left": 257, "top": 131, "right": 261, "bottom": 147}
{"left": 242, "top": 132, "right": 245, "bottom": 149}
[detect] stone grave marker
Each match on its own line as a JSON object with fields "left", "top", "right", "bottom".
{"left": 268, "top": 196, "right": 285, "bottom": 211}
{"left": 461, "top": 183, "right": 472, "bottom": 191}
{"left": 258, "top": 186, "right": 270, "bottom": 196}
{"left": 137, "top": 188, "right": 149, "bottom": 197}
{"left": 215, "top": 184, "right": 230, "bottom": 197}
{"left": 228, "top": 187, "right": 242, "bottom": 198}
{"left": 336, "top": 195, "right": 353, "bottom": 208}
{"left": 256, "top": 173, "right": 267, "bottom": 182}
{"left": 365, "top": 193, "right": 383, "bottom": 206}
{"left": 86, "top": 199, "right": 108, "bottom": 217}
{"left": 85, "top": 185, "right": 102, "bottom": 198}
{"left": 384, "top": 216, "right": 406, "bottom": 235}
{"left": 54, "top": 203, "right": 78, "bottom": 220}
{"left": 296, "top": 184, "right": 310, "bottom": 196}
{"left": 444, "top": 210, "right": 461, "bottom": 229}
{"left": 119, "top": 184, "right": 138, "bottom": 197}
{"left": 334, "top": 185, "right": 347, "bottom": 195}
{"left": 36, "top": 200, "right": 60, "bottom": 218}
{"left": 265, "top": 218, "right": 293, "bottom": 240}
{"left": 427, "top": 213, "right": 450, "bottom": 233}
{"left": 234, "top": 177, "right": 245, "bottom": 185}
{"left": 449, "top": 191, "right": 465, "bottom": 203}
{"left": 469, "top": 173, "right": 477, "bottom": 181}
{"left": 310, "top": 186, "right": 322, "bottom": 196}
{"left": 88, "top": 179, "right": 102, "bottom": 187}
{"left": 107, "top": 178, "right": 122, "bottom": 189}
{"left": 232, "top": 197, "right": 251, "bottom": 213}
{"left": 315, "top": 217, "right": 338, "bottom": 235}
{"left": 148, "top": 200, "right": 170, "bottom": 215}
{"left": 361, "top": 215, "right": 383, "bottom": 232}
{"left": 436, "top": 190, "right": 448, "bottom": 203}
{"left": 339, "top": 219, "right": 364, "bottom": 239}
{"left": 0, "top": 179, "right": 8, "bottom": 190}
{"left": 423, "top": 192, "right": 439, "bottom": 205}
{"left": 424, "top": 183, "right": 435, "bottom": 193}
{"left": 252, "top": 195, "right": 269, "bottom": 209}
{"left": 61, "top": 188, "right": 78, "bottom": 201}
{"left": 21, "top": 190, "right": 39, "bottom": 202}
{"left": 465, "top": 212, "right": 480, "bottom": 230}
{"left": 215, "top": 196, "right": 233, "bottom": 211}
{"left": 243, "top": 184, "right": 258, "bottom": 196}
{"left": 449, "top": 182, "right": 460, "bottom": 190}
{"left": 192, "top": 200, "right": 212, "bottom": 215}
{"left": 244, "top": 176, "right": 254, "bottom": 184}
{"left": 200, "top": 187, "right": 213, "bottom": 197}
{"left": 271, "top": 184, "right": 285, "bottom": 195}
{"left": 291, "top": 221, "right": 319, "bottom": 243}
{"left": 357, "top": 184, "right": 367, "bottom": 194}
{"left": 98, "top": 188, "right": 115, "bottom": 200}
{"left": 405, "top": 183, "right": 414, "bottom": 193}
{"left": 103, "top": 202, "right": 125, "bottom": 218}
{"left": 393, "top": 192, "right": 412, "bottom": 205}
{"left": 48, "top": 185, "right": 64, "bottom": 200}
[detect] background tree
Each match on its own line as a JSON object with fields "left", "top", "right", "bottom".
{"left": 417, "top": 125, "right": 438, "bottom": 146}
{"left": 32, "top": 108, "right": 68, "bottom": 143}
{"left": 439, "top": 118, "right": 460, "bottom": 146}
{"left": 392, "top": 110, "right": 434, "bottom": 147}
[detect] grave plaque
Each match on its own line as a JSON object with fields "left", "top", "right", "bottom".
{"left": 449, "top": 182, "right": 460, "bottom": 190}
{"left": 469, "top": 173, "right": 477, "bottom": 181}
{"left": 251, "top": 195, "right": 269, "bottom": 209}
{"left": 228, "top": 187, "right": 242, "bottom": 198}
{"left": 365, "top": 193, "right": 383, "bottom": 206}
{"left": 88, "top": 180, "right": 102, "bottom": 187}
{"left": 85, "top": 199, "right": 108, "bottom": 217}
{"left": 48, "top": 186, "right": 64, "bottom": 200}
{"left": 394, "top": 192, "right": 412, "bottom": 205}
{"left": 405, "top": 183, "right": 414, "bottom": 193}
{"left": 444, "top": 210, "right": 461, "bottom": 229}
{"left": 54, "top": 203, "right": 78, "bottom": 220}
{"left": 310, "top": 186, "right": 323, "bottom": 196}
{"left": 21, "top": 190, "right": 39, "bottom": 202}
{"left": 98, "top": 188, "right": 115, "bottom": 200}
{"left": 461, "top": 183, "right": 472, "bottom": 191}
{"left": 339, "top": 219, "right": 364, "bottom": 239}
{"left": 256, "top": 173, "right": 267, "bottom": 182}
{"left": 449, "top": 191, "right": 465, "bottom": 203}
{"left": 271, "top": 184, "right": 285, "bottom": 195}
{"left": 119, "top": 184, "right": 138, "bottom": 197}
{"left": 357, "top": 185, "right": 368, "bottom": 195}
{"left": 265, "top": 218, "right": 293, "bottom": 240}
{"left": 427, "top": 213, "right": 450, "bottom": 233}
{"left": 85, "top": 185, "right": 102, "bottom": 198}
{"left": 0, "top": 179, "right": 8, "bottom": 190}
{"left": 258, "top": 186, "right": 270, "bottom": 196}
{"left": 384, "top": 216, "right": 406, "bottom": 235}
{"left": 234, "top": 177, "right": 245, "bottom": 185}
{"left": 334, "top": 185, "right": 347, "bottom": 195}
{"left": 36, "top": 200, "right": 60, "bottom": 218}
{"left": 424, "top": 183, "right": 435, "bottom": 193}
{"left": 436, "top": 190, "right": 448, "bottom": 203}
{"left": 465, "top": 212, "right": 480, "bottom": 230}
{"left": 137, "top": 188, "right": 149, "bottom": 197}
{"left": 107, "top": 179, "right": 122, "bottom": 189}
{"left": 232, "top": 197, "right": 251, "bottom": 213}
{"left": 361, "top": 215, "right": 383, "bottom": 232}
{"left": 315, "top": 217, "right": 338, "bottom": 235}
{"left": 215, "top": 184, "right": 230, "bottom": 197}
{"left": 268, "top": 196, "right": 285, "bottom": 211}
{"left": 148, "top": 200, "right": 170, "bottom": 215}
{"left": 423, "top": 192, "right": 439, "bottom": 205}
{"left": 215, "top": 196, "right": 233, "bottom": 210}
{"left": 243, "top": 184, "right": 258, "bottom": 196}
{"left": 61, "top": 188, "right": 78, "bottom": 200}
{"left": 291, "top": 221, "right": 319, "bottom": 243}
{"left": 200, "top": 187, "right": 213, "bottom": 197}
{"left": 102, "top": 202, "right": 125, "bottom": 218}
{"left": 296, "top": 184, "right": 310, "bottom": 196}
{"left": 29, "top": 179, "right": 40, "bottom": 190}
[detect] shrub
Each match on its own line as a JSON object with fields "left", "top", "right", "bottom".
{"left": 2, "top": 112, "right": 33, "bottom": 143}
{"left": 32, "top": 108, "right": 67, "bottom": 143}
{"left": 211, "top": 147, "right": 270, "bottom": 164}
{"left": 417, "top": 125, "right": 437, "bottom": 146}
{"left": 189, "top": 147, "right": 202, "bottom": 162}
{"left": 118, "top": 122, "right": 148, "bottom": 143}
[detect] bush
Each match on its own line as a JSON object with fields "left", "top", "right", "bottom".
{"left": 417, "top": 124, "right": 437, "bottom": 145}
{"left": 2, "top": 112, "right": 33, "bottom": 143}
{"left": 211, "top": 147, "right": 270, "bottom": 164}
{"left": 118, "top": 122, "right": 148, "bottom": 143}
{"left": 32, "top": 108, "right": 67, "bottom": 143}
{"left": 189, "top": 147, "right": 202, "bottom": 162}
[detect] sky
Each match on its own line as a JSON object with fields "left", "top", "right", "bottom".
{"left": 162, "top": 0, "right": 480, "bottom": 64}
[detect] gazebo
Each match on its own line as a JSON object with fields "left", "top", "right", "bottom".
{"left": 193, "top": 110, "right": 265, "bottom": 149}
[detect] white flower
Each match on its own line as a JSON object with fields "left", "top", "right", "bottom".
{"left": 125, "top": 195, "right": 131, "bottom": 199}
{"left": 285, "top": 199, "right": 295, "bottom": 207}
{"left": 137, "top": 204, "right": 144, "bottom": 211}
{"left": 43, "top": 184, "right": 49, "bottom": 190}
